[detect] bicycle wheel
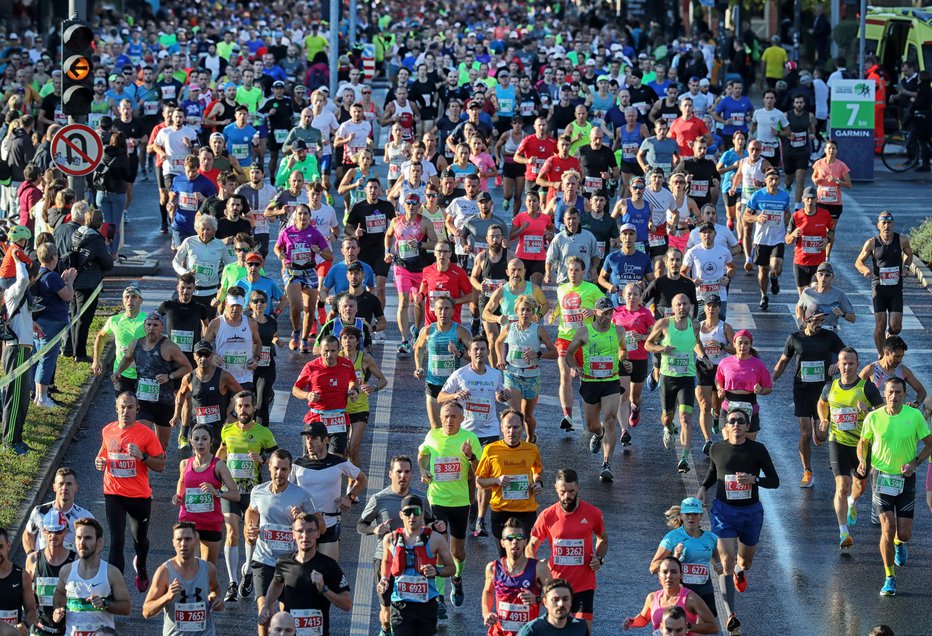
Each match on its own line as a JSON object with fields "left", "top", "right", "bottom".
{"left": 881, "top": 132, "right": 921, "bottom": 172}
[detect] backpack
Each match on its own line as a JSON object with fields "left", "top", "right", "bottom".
{"left": 91, "top": 158, "right": 113, "bottom": 191}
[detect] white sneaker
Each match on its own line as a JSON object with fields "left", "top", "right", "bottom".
{"left": 35, "top": 397, "right": 57, "bottom": 408}
{"left": 372, "top": 330, "right": 385, "bottom": 342}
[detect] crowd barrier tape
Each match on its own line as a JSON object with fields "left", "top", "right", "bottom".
{"left": 0, "top": 281, "right": 103, "bottom": 391}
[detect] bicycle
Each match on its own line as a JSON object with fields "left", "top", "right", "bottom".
{"left": 881, "top": 128, "right": 931, "bottom": 172}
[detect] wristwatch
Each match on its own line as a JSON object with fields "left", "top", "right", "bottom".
{"left": 321, "top": 585, "right": 330, "bottom": 594}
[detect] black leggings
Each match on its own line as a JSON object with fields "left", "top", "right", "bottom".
{"left": 255, "top": 365, "right": 276, "bottom": 426}
{"left": 105, "top": 494, "right": 152, "bottom": 574}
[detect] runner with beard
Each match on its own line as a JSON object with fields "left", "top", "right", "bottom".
{"left": 25, "top": 510, "right": 75, "bottom": 636}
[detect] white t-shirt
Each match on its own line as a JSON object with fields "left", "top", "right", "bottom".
{"left": 155, "top": 125, "right": 198, "bottom": 175}
{"left": 683, "top": 243, "right": 734, "bottom": 301}
{"left": 751, "top": 108, "right": 790, "bottom": 146}
{"left": 446, "top": 196, "right": 481, "bottom": 255}
{"left": 312, "top": 110, "right": 340, "bottom": 153}
{"left": 686, "top": 223, "right": 739, "bottom": 251}
{"left": 335, "top": 120, "right": 372, "bottom": 159}
{"left": 440, "top": 366, "right": 505, "bottom": 439}
{"left": 290, "top": 455, "right": 362, "bottom": 527}
{"left": 643, "top": 186, "right": 675, "bottom": 228}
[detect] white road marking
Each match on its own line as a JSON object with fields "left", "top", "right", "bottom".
{"left": 268, "top": 389, "right": 291, "bottom": 424}
{"left": 724, "top": 302, "right": 757, "bottom": 330}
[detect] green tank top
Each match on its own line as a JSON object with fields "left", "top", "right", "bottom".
{"left": 582, "top": 322, "right": 619, "bottom": 382}
{"left": 660, "top": 318, "right": 696, "bottom": 378}
{"left": 500, "top": 281, "right": 533, "bottom": 323}
{"left": 570, "top": 121, "right": 594, "bottom": 155}
{"left": 827, "top": 378, "right": 869, "bottom": 447}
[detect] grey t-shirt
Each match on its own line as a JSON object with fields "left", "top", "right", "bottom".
{"left": 249, "top": 481, "right": 317, "bottom": 566}
{"left": 546, "top": 229, "right": 600, "bottom": 284}
{"left": 638, "top": 136, "right": 679, "bottom": 173}
{"left": 356, "top": 486, "right": 433, "bottom": 559}
{"left": 797, "top": 286, "right": 855, "bottom": 329}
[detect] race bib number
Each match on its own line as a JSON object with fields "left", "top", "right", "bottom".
{"left": 290, "top": 246, "right": 312, "bottom": 265}
{"left": 0, "top": 611, "right": 17, "bottom": 625}
{"left": 523, "top": 235, "right": 543, "bottom": 255}
{"left": 174, "top": 601, "right": 207, "bottom": 632}
{"left": 136, "top": 377, "right": 160, "bottom": 402}
{"left": 482, "top": 279, "right": 505, "bottom": 295}
{"left": 681, "top": 563, "right": 710, "bottom": 585}
{"left": 223, "top": 353, "right": 249, "bottom": 372}
{"left": 648, "top": 233, "right": 666, "bottom": 248}
{"left": 466, "top": 399, "right": 492, "bottom": 416}
{"left": 817, "top": 185, "right": 838, "bottom": 203}
{"left": 388, "top": 163, "right": 403, "bottom": 179}
{"left": 801, "top": 235, "right": 823, "bottom": 254}
{"left": 698, "top": 280, "right": 721, "bottom": 296}
{"left": 689, "top": 180, "right": 709, "bottom": 197}
{"left": 36, "top": 576, "right": 57, "bottom": 606}
{"left": 764, "top": 211, "right": 783, "bottom": 225}
{"left": 622, "top": 143, "right": 638, "bottom": 160}
{"left": 624, "top": 330, "right": 638, "bottom": 352}
{"left": 596, "top": 241, "right": 606, "bottom": 260}
{"left": 704, "top": 341, "right": 724, "bottom": 364}
{"left": 273, "top": 129, "right": 289, "bottom": 144}
{"left": 169, "top": 157, "right": 186, "bottom": 172}
{"left": 428, "top": 354, "right": 455, "bottom": 378}
{"left": 498, "top": 98, "right": 514, "bottom": 113}
{"left": 255, "top": 214, "right": 270, "bottom": 234}
{"left": 292, "top": 608, "right": 324, "bottom": 636}
{"left": 878, "top": 266, "right": 900, "bottom": 286}
{"left": 800, "top": 360, "right": 824, "bottom": 383}
{"left": 668, "top": 353, "right": 690, "bottom": 375}
{"left": 227, "top": 453, "right": 254, "bottom": 479}
{"left": 587, "top": 356, "right": 615, "bottom": 378}
{"left": 433, "top": 456, "right": 462, "bottom": 482}
{"left": 258, "top": 346, "right": 271, "bottom": 367}
{"left": 108, "top": 452, "right": 137, "bottom": 478}
{"left": 162, "top": 85, "right": 177, "bottom": 100}
{"left": 730, "top": 112, "right": 745, "bottom": 126}
{"left": 876, "top": 472, "right": 905, "bottom": 496}
{"left": 502, "top": 474, "right": 530, "bottom": 501}
{"left": 193, "top": 262, "right": 215, "bottom": 279}
{"left": 320, "top": 409, "right": 348, "bottom": 434}
{"left": 725, "top": 474, "right": 752, "bottom": 500}
{"left": 530, "top": 158, "right": 545, "bottom": 177}
{"left": 144, "top": 101, "right": 159, "bottom": 116}
{"left": 497, "top": 600, "right": 531, "bottom": 633}
{"left": 832, "top": 406, "right": 858, "bottom": 432}
{"left": 195, "top": 404, "right": 221, "bottom": 424}
{"left": 760, "top": 141, "right": 778, "bottom": 158}
{"left": 232, "top": 143, "right": 249, "bottom": 160}
{"left": 520, "top": 102, "right": 534, "bottom": 116}
{"left": 398, "top": 239, "right": 419, "bottom": 260}
{"left": 261, "top": 524, "right": 295, "bottom": 553}
{"left": 179, "top": 192, "right": 198, "bottom": 210}
{"left": 552, "top": 538, "right": 585, "bottom": 566}
{"left": 171, "top": 329, "right": 194, "bottom": 351}
{"left": 366, "top": 213, "right": 387, "bottom": 234}
{"left": 790, "top": 131, "right": 807, "bottom": 148}
{"left": 583, "top": 176, "right": 602, "bottom": 193}
{"left": 395, "top": 574, "right": 429, "bottom": 602}
{"left": 562, "top": 308, "right": 583, "bottom": 326}
{"left": 184, "top": 488, "right": 214, "bottom": 513}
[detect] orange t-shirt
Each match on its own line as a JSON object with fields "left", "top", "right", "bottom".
{"left": 0, "top": 246, "right": 31, "bottom": 279}
{"left": 475, "top": 440, "right": 543, "bottom": 513}
{"left": 97, "top": 422, "right": 163, "bottom": 499}
{"left": 531, "top": 500, "right": 605, "bottom": 593}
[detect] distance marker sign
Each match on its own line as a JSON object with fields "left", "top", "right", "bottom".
{"left": 51, "top": 123, "right": 103, "bottom": 177}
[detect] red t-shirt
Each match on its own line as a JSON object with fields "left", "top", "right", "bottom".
{"left": 515, "top": 135, "right": 558, "bottom": 181}
{"left": 789, "top": 207, "right": 834, "bottom": 266}
{"left": 669, "top": 116, "right": 709, "bottom": 157}
{"left": 97, "top": 422, "right": 163, "bottom": 499}
{"left": 531, "top": 500, "right": 605, "bottom": 593}
{"left": 539, "top": 156, "right": 580, "bottom": 203}
{"left": 512, "top": 212, "right": 554, "bottom": 261}
{"left": 148, "top": 122, "right": 168, "bottom": 167}
{"left": 294, "top": 356, "right": 357, "bottom": 415}
{"left": 418, "top": 263, "right": 474, "bottom": 324}
{"left": 200, "top": 167, "right": 220, "bottom": 190}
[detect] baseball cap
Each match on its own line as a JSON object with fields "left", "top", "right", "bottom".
{"left": 194, "top": 340, "right": 214, "bottom": 354}
{"left": 440, "top": 168, "right": 456, "bottom": 179}
{"left": 222, "top": 82, "right": 237, "bottom": 91}
{"left": 699, "top": 222, "right": 716, "bottom": 233}
{"left": 291, "top": 139, "right": 307, "bottom": 151}
{"left": 123, "top": 285, "right": 143, "bottom": 298}
{"left": 478, "top": 191, "right": 493, "bottom": 202}
{"left": 272, "top": 80, "right": 285, "bottom": 88}
{"left": 816, "top": 262, "right": 834, "bottom": 274}
{"left": 585, "top": 58, "right": 596, "bottom": 66}
{"left": 467, "top": 100, "right": 482, "bottom": 109}
{"left": 619, "top": 223, "right": 637, "bottom": 234}
{"left": 400, "top": 494, "right": 424, "bottom": 511}
{"left": 680, "top": 497, "right": 703, "bottom": 515}
{"left": 301, "top": 422, "right": 329, "bottom": 438}
{"left": 210, "top": 132, "right": 225, "bottom": 141}
{"left": 804, "top": 306, "right": 825, "bottom": 321}
{"left": 703, "top": 293, "right": 722, "bottom": 306}
{"left": 245, "top": 252, "right": 263, "bottom": 264}
{"left": 699, "top": 78, "right": 710, "bottom": 87}
{"left": 42, "top": 509, "right": 68, "bottom": 532}
{"left": 346, "top": 261, "right": 364, "bottom": 272}
{"left": 594, "top": 297, "right": 614, "bottom": 311}
{"left": 226, "top": 294, "right": 245, "bottom": 306}
{"left": 801, "top": 186, "right": 817, "bottom": 199}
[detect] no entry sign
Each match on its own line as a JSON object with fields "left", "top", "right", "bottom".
{"left": 51, "top": 123, "right": 104, "bottom": 177}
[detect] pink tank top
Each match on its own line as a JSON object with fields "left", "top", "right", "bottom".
{"left": 650, "top": 587, "right": 698, "bottom": 631}
{"left": 178, "top": 455, "right": 224, "bottom": 532}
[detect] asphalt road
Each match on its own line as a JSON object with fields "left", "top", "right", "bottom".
{"left": 37, "top": 159, "right": 932, "bottom": 636}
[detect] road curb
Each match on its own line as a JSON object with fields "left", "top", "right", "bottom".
{"left": 11, "top": 344, "right": 114, "bottom": 559}
{"left": 111, "top": 259, "right": 160, "bottom": 278}
{"left": 909, "top": 259, "right": 932, "bottom": 292}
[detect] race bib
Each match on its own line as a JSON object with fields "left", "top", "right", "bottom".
{"left": 255, "top": 214, "right": 270, "bottom": 234}
{"left": 193, "top": 262, "right": 215, "bottom": 279}
{"left": 136, "top": 377, "right": 160, "bottom": 402}
{"left": 169, "top": 157, "right": 186, "bottom": 173}
{"left": 562, "top": 308, "right": 583, "bottom": 326}
{"left": 622, "top": 143, "right": 638, "bottom": 160}
{"left": 760, "top": 140, "right": 778, "bottom": 158}
{"left": 730, "top": 112, "right": 745, "bottom": 125}
{"left": 502, "top": 474, "right": 530, "bottom": 501}
{"left": 648, "top": 233, "right": 666, "bottom": 248}
{"left": 878, "top": 266, "right": 900, "bottom": 286}
{"left": 395, "top": 574, "right": 429, "bottom": 602}
{"left": 698, "top": 280, "right": 721, "bottom": 296}
{"left": 290, "top": 246, "right": 312, "bottom": 265}
{"left": 764, "top": 211, "right": 783, "bottom": 224}
{"left": 817, "top": 185, "right": 838, "bottom": 203}
{"left": 704, "top": 341, "right": 725, "bottom": 364}
{"left": 523, "top": 235, "right": 543, "bottom": 254}
{"left": 184, "top": 488, "right": 214, "bottom": 513}
{"left": 587, "top": 356, "right": 615, "bottom": 378}
{"left": 689, "top": 180, "right": 709, "bottom": 197}
{"left": 801, "top": 235, "right": 823, "bottom": 254}
{"left": 227, "top": 453, "right": 254, "bottom": 480}
{"left": 292, "top": 608, "right": 324, "bottom": 636}
{"left": 596, "top": 241, "right": 606, "bottom": 260}
{"left": 320, "top": 409, "right": 348, "bottom": 434}
{"left": 388, "top": 163, "right": 403, "bottom": 178}
{"left": 366, "top": 213, "right": 387, "bottom": 234}
{"left": 273, "top": 129, "right": 289, "bottom": 144}
{"left": 0, "top": 610, "right": 17, "bottom": 625}
{"left": 681, "top": 563, "right": 710, "bottom": 585}
{"left": 520, "top": 102, "right": 534, "bottom": 116}
{"left": 433, "top": 456, "right": 462, "bottom": 482}
{"left": 428, "top": 354, "right": 455, "bottom": 378}
{"left": 466, "top": 399, "right": 492, "bottom": 416}
{"left": 800, "top": 360, "right": 824, "bottom": 383}
{"left": 232, "top": 143, "right": 249, "bottom": 160}
{"left": 258, "top": 346, "right": 271, "bottom": 367}
{"left": 195, "top": 404, "right": 221, "bottom": 424}
{"left": 144, "top": 101, "right": 159, "bottom": 116}
{"left": 108, "top": 452, "right": 137, "bottom": 478}
{"left": 668, "top": 353, "right": 690, "bottom": 375}
{"left": 497, "top": 600, "right": 531, "bottom": 633}
{"left": 179, "top": 192, "right": 198, "bottom": 210}
{"left": 397, "top": 239, "right": 419, "bottom": 260}
{"left": 174, "top": 601, "right": 207, "bottom": 632}
{"left": 498, "top": 98, "right": 514, "bottom": 113}
{"left": 552, "top": 538, "right": 585, "bottom": 566}
{"left": 261, "top": 523, "right": 295, "bottom": 553}
{"left": 832, "top": 406, "right": 858, "bottom": 432}
{"left": 790, "top": 131, "right": 807, "bottom": 148}
{"left": 482, "top": 279, "right": 505, "bottom": 295}
{"left": 222, "top": 353, "right": 249, "bottom": 372}
{"left": 36, "top": 576, "right": 57, "bottom": 606}
{"left": 583, "top": 176, "right": 602, "bottom": 193}
{"left": 876, "top": 472, "right": 905, "bottom": 496}
{"left": 171, "top": 329, "right": 194, "bottom": 351}
{"left": 530, "top": 158, "right": 545, "bottom": 177}
{"left": 624, "top": 331, "right": 638, "bottom": 352}
{"left": 725, "top": 474, "right": 752, "bottom": 500}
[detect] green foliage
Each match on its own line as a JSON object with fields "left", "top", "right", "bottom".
{"left": 909, "top": 217, "right": 932, "bottom": 267}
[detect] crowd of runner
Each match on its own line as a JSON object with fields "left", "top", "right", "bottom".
{"left": 0, "top": 1, "right": 929, "bottom": 635}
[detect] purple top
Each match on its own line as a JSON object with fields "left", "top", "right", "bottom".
{"left": 275, "top": 224, "right": 329, "bottom": 269}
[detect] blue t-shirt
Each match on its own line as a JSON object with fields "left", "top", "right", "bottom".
{"left": 179, "top": 99, "right": 204, "bottom": 129}
{"left": 34, "top": 268, "right": 69, "bottom": 325}
{"left": 659, "top": 526, "right": 719, "bottom": 592}
{"left": 619, "top": 198, "right": 652, "bottom": 245}
{"left": 170, "top": 174, "right": 217, "bottom": 235}
{"left": 715, "top": 96, "right": 755, "bottom": 135}
{"left": 322, "top": 261, "right": 376, "bottom": 295}
{"left": 601, "top": 249, "right": 652, "bottom": 306}
{"left": 719, "top": 148, "right": 748, "bottom": 192}
{"left": 235, "top": 276, "right": 283, "bottom": 315}
{"left": 223, "top": 123, "right": 258, "bottom": 167}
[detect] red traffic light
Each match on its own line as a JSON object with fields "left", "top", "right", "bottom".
{"left": 62, "top": 22, "right": 94, "bottom": 50}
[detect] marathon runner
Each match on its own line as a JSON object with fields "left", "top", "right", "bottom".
{"left": 0, "top": 526, "right": 36, "bottom": 633}
{"left": 171, "top": 215, "right": 232, "bottom": 317}
{"left": 857, "top": 377, "right": 932, "bottom": 596}
{"left": 729, "top": 141, "right": 771, "bottom": 270}
{"left": 743, "top": 168, "right": 790, "bottom": 311}
{"left": 471, "top": 225, "right": 509, "bottom": 367}
{"left": 158, "top": 273, "right": 212, "bottom": 370}
{"left": 782, "top": 94, "right": 816, "bottom": 201}
{"left": 514, "top": 579, "right": 588, "bottom": 636}
{"left": 338, "top": 326, "right": 388, "bottom": 466}
{"left": 622, "top": 555, "right": 718, "bottom": 634}
{"left": 509, "top": 191, "right": 553, "bottom": 287}
{"left": 92, "top": 286, "right": 146, "bottom": 394}
{"left": 173, "top": 340, "right": 242, "bottom": 451}
{"left": 22, "top": 468, "right": 93, "bottom": 554}
{"left": 414, "top": 296, "right": 472, "bottom": 429}
{"left": 785, "top": 187, "right": 835, "bottom": 296}
{"left": 204, "top": 289, "right": 262, "bottom": 391}
{"left": 858, "top": 336, "right": 928, "bottom": 407}
{"left": 25, "top": 509, "right": 75, "bottom": 636}
{"left": 613, "top": 282, "right": 656, "bottom": 438}
{"left": 417, "top": 242, "right": 475, "bottom": 328}
{"left": 528, "top": 469, "right": 607, "bottom": 633}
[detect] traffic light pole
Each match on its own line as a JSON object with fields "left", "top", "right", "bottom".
{"left": 67, "top": 0, "right": 87, "bottom": 202}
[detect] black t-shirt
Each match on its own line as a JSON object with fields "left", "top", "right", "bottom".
{"left": 352, "top": 290, "right": 384, "bottom": 327}
{"left": 345, "top": 200, "right": 396, "bottom": 256}
{"left": 549, "top": 102, "right": 576, "bottom": 134}
{"left": 577, "top": 145, "right": 617, "bottom": 190}
{"left": 674, "top": 156, "right": 719, "bottom": 204}
{"left": 409, "top": 79, "right": 439, "bottom": 119}
{"left": 259, "top": 96, "right": 295, "bottom": 131}
{"left": 703, "top": 439, "right": 780, "bottom": 506}
{"left": 157, "top": 299, "right": 209, "bottom": 361}
{"left": 273, "top": 551, "right": 350, "bottom": 636}
{"left": 113, "top": 118, "right": 146, "bottom": 159}
{"left": 40, "top": 93, "right": 60, "bottom": 121}
{"left": 643, "top": 275, "right": 698, "bottom": 318}
{"left": 217, "top": 217, "right": 252, "bottom": 242}
{"left": 782, "top": 329, "right": 845, "bottom": 389}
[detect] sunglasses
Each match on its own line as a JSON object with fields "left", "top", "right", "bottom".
{"left": 631, "top": 184, "right": 645, "bottom": 190}
{"left": 235, "top": 247, "right": 250, "bottom": 253}
{"left": 725, "top": 417, "right": 748, "bottom": 425}
{"left": 401, "top": 507, "right": 423, "bottom": 517}
{"left": 426, "top": 193, "right": 439, "bottom": 198}
{"left": 247, "top": 262, "right": 261, "bottom": 267}
{"left": 503, "top": 534, "right": 526, "bottom": 541}
{"left": 250, "top": 298, "right": 267, "bottom": 303}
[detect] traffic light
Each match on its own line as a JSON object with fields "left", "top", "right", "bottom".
{"left": 61, "top": 20, "right": 94, "bottom": 117}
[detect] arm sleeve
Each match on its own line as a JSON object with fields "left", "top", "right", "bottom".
{"left": 864, "top": 381, "right": 884, "bottom": 407}
{"left": 756, "top": 445, "right": 780, "bottom": 489}
{"left": 701, "top": 455, "right": 718, "bottom": 490}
